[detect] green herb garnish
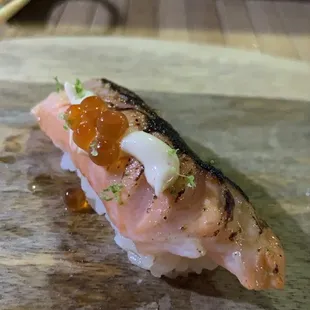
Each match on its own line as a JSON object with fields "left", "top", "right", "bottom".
{"left": 74, "top": 79, "right": 85, "bottom": 98}
{"left": 185, "top": 175, "right": 196, "bottom": 188}
{"left": 169, "top": 166, "right": 196, "bottom": 189}
{"left": 168, "top": 148, "right": 178, "bottom": 156}
{"left": 178, "top": 173, "right": 196, "bottom": 188}
{"left": 89, "top": 140, "right": 98, "bottom": 157}
{"left": 154, "top": 109, "right": 161, "bottom": 116}
{"left": 100, "top": 183, "right": 124, "bottom": 204}
{"left": 58, "top": 112, "right": 70, "bottom": 130}
{"left": 58, "top": 112, "right": 65, "bottom": 120}
{"left": 54, "top": 76, "right": 64, "bottom": 92}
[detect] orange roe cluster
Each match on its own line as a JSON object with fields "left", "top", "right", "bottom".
{"left": 63, "top": 96, "right": 129, "bottom": 166}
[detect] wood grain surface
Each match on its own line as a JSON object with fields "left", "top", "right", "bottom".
{"left": 1, "top": 0, "right": 310, "bottom": 61}
{"left": 0, "top": 37, "right": 310, "bottom": 310}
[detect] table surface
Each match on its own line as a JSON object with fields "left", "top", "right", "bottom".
{"left": 1, "top": 0, "right": 310, "bottom": 61}
{"left": 0, "top": 36, "right": 310, "bottom": 310}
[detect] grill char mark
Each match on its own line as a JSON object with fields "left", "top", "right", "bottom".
{"left": 122, "top": 158, "right": 132, "bottom": 179}
{"left": 174, "top": 189, "right": 185, "bottom": 203}
{"left": 252, "top": 215, "right": 269, "bottom": 234}
{"left": 223, "top": 188, "right": 235, "bottom": 223}
{"left": 229, "top": 231, "right": 238, "bottom": 241}
{"left": 257, "top": 218, "right": 269, "bottom": 234}
{"left": 135, "top": 167, "right": 145, "bottom": 182}
{"left": 229, "top": 228, "right": 242, "bottom": 241}
{"left": 100, "top": 78, "right": 250, "bottom": 202}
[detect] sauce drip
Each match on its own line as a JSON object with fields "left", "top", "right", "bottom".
{"left": 63, "top": 187, "right": 94, "bottom": 213}
{"left": 64, "top": 95, "right": 129, "bottom": 166}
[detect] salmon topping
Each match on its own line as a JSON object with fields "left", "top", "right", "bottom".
{"left": 31, "top": 78, "right": 286, "bottom": 291}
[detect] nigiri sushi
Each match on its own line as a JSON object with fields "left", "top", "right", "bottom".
{"left": 31, "top": 77, "right": 285, "bottom": 291}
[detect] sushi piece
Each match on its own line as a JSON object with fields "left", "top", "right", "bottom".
{"left": 31, "top": 77, "right": 285, "bottom": 291}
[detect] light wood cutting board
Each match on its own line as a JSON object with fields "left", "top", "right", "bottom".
{"left": 0, "top": 37, "right": 310, "bottom": 310}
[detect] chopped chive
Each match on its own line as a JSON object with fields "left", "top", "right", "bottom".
{"left": 100, "top": 195, "right": 113, "bottom": 202}
{"left": 185, "top": 175, "right": 196, "bottom": 188}
{"left": 178, "top": 173, "right": 196, "bottom": 189}
{"left": 100, "top": 183, "right": 124, "bottom": 204}
{"left": 168, "top": 148, "right": 178, "bottom": 156}
{"left": 58, "top": 112, "right": 65, "bottom": 120}
{"left": 91, "top": 149, "right": 98, "bottom": 156}
{"left": 90, "top": 140, "right": 98, "bottom": 157}
{"left": 54, "top": 76, "right": 64, "bottom": 92}
{"left": 59, "top": 112, "right": 70, "bottom": 130}
{"left": 74, "top": 79, "right": 85, "bottom": 97}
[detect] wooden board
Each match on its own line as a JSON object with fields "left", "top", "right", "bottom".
{"left": 0, "top": 37, "right": 310, "bottom": 310}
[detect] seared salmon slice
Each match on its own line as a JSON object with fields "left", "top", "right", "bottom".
{"left": 31, "top": 78, "right": 285, "bottom": 290}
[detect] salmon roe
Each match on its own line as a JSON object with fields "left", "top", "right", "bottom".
{"left": 97, "top": 110, "right": 129, "bottom": 141}
{"left": 64, "top": 105, "right": 82, "bottom": 130}
{"left": 64, "top": 95, "right": 129, "bottom": 167}
{"left": 89, "top": 138, "right": 120, "bottom": 166}
{"left": 80, "top": 96, "right": 108, "bottom": 125}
